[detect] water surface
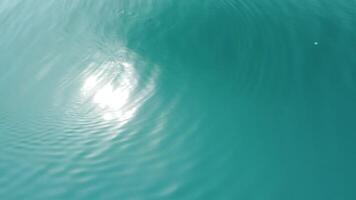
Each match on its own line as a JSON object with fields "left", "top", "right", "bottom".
{"left": 1, "top": 1, "right": 356, "bottom": 199}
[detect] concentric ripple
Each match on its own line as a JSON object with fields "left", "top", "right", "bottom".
{"left": 1, "top": 0, "right": 356, "bottom": 200}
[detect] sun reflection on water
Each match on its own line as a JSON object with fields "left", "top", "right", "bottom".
{"left": 81, "top": 60, "right": 156, "bottom": 126}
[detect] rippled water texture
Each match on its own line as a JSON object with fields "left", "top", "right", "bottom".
{"left": 1, "top": 1, "right": 356, "bottom": 199}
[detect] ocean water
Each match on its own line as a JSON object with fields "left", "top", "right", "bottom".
{"left": 1, "top": 0, "right": 356, "bottom": 199}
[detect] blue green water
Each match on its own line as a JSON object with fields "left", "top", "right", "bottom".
{"left": 1, "top": 1, "right": 356, "bottom": 199}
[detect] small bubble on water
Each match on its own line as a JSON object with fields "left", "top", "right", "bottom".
{"left": 314, "top": 41, "right": 318, "bottom": 45}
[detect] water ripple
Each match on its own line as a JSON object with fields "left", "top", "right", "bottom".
{"left": 1, "top": 0, "right": 356, "bottom": 199}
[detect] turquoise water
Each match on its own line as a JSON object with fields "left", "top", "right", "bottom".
{"left": 1, "top": 1, "right": 356, "bottom": 199}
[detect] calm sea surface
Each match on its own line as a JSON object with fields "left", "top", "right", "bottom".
{"left": 1, "top": 1, "right": 356, "bottom": 199}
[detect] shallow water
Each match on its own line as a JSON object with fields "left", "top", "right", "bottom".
{"left": 1, "top": 1, "right": 356, "bottom": 199}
